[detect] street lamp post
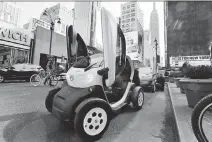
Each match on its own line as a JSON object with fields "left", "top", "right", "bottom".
{"left": 43, "top": 9, "right": 61, "bottom": 57}
{"left": 154, "top": 38, "right": 158, "bottom": 73}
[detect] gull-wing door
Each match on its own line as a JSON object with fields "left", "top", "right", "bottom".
{"left": 66, "top": 25, "right": 88, "bottom": 68}
{"left": 101, "top": 7, "right": 126, "bottom": 87}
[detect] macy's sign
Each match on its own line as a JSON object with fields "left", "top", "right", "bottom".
{"left": 0, "top": 27, "right": 32, "bottom": 46}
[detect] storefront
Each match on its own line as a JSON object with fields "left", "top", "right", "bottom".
{"left": 0, "top": 27, "right": 34, "bottom": 68}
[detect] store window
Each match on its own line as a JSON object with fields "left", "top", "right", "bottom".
{"left": 11, "top": 48, "right": 29, "bottom": 65}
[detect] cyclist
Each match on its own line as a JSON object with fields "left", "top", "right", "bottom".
{"left": 44, "top": 58, "right": 55, "bottom": 86}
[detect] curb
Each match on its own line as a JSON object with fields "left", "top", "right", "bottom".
{"left": 166, "top": 83, "right": 181, "bottom": 142}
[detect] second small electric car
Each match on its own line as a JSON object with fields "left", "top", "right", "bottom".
{"left": 45, "top": 7, "right": 144, "bottom": 141}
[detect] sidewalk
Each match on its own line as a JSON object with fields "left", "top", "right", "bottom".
{"left": 167, "top": 83, "right": 198, "bottom": 142}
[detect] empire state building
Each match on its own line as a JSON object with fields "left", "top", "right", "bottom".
{"left": 150, "top": 2, "right": 160, "bottom": 58}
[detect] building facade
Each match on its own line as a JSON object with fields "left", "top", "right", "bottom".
{"left": 120, "top": 2, "right": 144, "bottom": 68}
{"left": 0, "top": 2, "right": 21, "bottom": 28}
{"left": 40, "top": 3, "right": 74, "bottom": 36}
{"left": 0, "top": 27, "right": 34, "bottom": 68}
{"left": 167, "top": 1, "right": 212, "bottom": 67}
{"left": 143, "top": 30, "right": 154, "bottom": 67}
{"left": 23, "top": 18, "right": 51, "bottom": 32}
{"left": 150, "top": 2, "right": 160, "bottom": 62}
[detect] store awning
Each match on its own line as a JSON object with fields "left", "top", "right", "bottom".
{"left": 0, "top": 40, "right": 30, "bottom": 50}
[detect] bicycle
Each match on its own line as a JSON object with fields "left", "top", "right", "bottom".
{"left": 30, "top": 69, "right": 58, "bottom": 87}
{"left": 191, "top": 94, "right": 212, "bottom": 142}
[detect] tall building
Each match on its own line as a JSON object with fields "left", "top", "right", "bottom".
{"left": 74, "top": 2, "right": 100, "bottom": 46}
{"left": 164, "top": 1, "right": 168, "bottom": 67}
{"left": 144, "top": 30, "right": 154, "bottom": 67}
{"left": 150, "top": 2, "right": 160, "bottom": 62}
{"left": 40, "top": 3, "right": 74, "bottom": 36}
{"left": 0, "top": 2, "right": 22, "bottom": 28}
{"left": 120, "top": 2, "right": 144, "bottom": 67}
{"left": 167, "top": 1, "right": 212, "bottom": 67}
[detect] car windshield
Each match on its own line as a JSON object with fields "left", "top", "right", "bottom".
{"left": 139, "top": 67, "right": 152, "bottom": 74}
{"left": 73, "top": 53, "right": 104, "bottom": 68}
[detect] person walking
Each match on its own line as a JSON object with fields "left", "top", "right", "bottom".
{"left": 44, "top": 58, "right": 54, "bottom": 86}
{"left": 156, "top": 74, "right": 165, "bottom": 91}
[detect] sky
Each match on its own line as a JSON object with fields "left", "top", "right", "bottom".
{"left": 16, "top": 2, "right": 164, "bottom": 58}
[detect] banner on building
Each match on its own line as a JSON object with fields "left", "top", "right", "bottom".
{"left": 171, "top": 55, "right": 210, "bottom": 61}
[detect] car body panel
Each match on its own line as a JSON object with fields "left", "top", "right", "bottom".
{"left": 0, "top": 64, "right": 42, "bottom": 81}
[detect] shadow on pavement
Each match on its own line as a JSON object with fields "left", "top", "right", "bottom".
{"left": 1, "top": 106, "right": 138, "bottom": 142}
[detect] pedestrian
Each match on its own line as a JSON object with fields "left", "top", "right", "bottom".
{"left": 156, "top": 74, "right": 165, "bottom": 91}
{"left": 44, "top": 58, "right": 54, "bottom": 86}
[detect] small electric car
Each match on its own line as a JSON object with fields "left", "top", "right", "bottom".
{"left": 45, "top": 7, "right": 144, "bottom": 141}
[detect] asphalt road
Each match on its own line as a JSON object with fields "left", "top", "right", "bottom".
{"left": 0, "top": 82, "right": 177, "bottom": 142}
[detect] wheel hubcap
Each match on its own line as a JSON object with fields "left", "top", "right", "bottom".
{"left": 0, "top": 75, "right": 4, "bottom": 82}
{"left": 83, "top": 107, "right": 107, "bottom": 136}
{"left": 138, "top": 92, "right": 143, "bottom": 106}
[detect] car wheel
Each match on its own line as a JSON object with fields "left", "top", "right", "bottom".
{"left": 74, "top": 101, "right": 111, "bottom": 141}
{"left": 45, "top": 87, "right": 61, "bottom": 113}
{"left": 131, "top": 86, "right": 144, "bottom": 111}
{"left": 151, "top": 84, "right": 156, "bottom": 93}
{"left": 0, "top": 75, "right": 4, "bottom": 83}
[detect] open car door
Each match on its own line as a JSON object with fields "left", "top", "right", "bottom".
{"left": 66, "top": 25, "right": 88, "bottom": 69}
{"left": 101, "top": 7, "right": 126, "bottom": 87}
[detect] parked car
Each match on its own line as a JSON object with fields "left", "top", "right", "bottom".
{"left": 58, "top": 72, "right": 66, "bottom": 81}
{"left": 0, "top": 63, "right": 43, "bottom": 83}
{"left": 139, "top": 67, "right": 157, "bottom": 92}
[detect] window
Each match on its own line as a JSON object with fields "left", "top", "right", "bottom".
{"left": 131, "top": 13, "right": 135, "bottom": 16}
{"left": 12, "top": 64, "right": 23, "bottom": 70}
{"left": 126, "top": 24, "right": 129, "bottom": 27}
{"left": 127, "top": 5, "right": 130, "bottom": 9}
{"left": 122, "top": 16, "right": 124, "bottom": 19}
{"left": 122, "top": 6, "right": 126, "bottom": 10}
{"left": 126, "top": 28, "right": 130, "bottom": 32}
{"left": 131, "top": 9, "right": 135, "bottom": 12}
{"left": 122, "top": 20, "right": 125, "bottom": 23}
{"left": 131, "top": 18, "right": 135, "bottom": 21}
{"left": 131, "top": 4, "right": 135, "bottom": 7}
{"left": 127, "top": 19, "right": 130, "bottom": 22}
{"left": 122, "top": 25, "right": 125, "bottom": 28}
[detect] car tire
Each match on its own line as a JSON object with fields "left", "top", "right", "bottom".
{"left": 74, "top": 100, "right": 111, "bottom": 141}
{"left": 45, "top": 87, "right": 61, "bottom": 113}
{"left": 131, "top": 86, "right": 144, "bottom": 111}
{"left": 0, "top": 75, "right": 4, "bottom": 83}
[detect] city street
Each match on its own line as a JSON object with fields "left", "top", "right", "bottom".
{"left": 0, "top": 82, "right": 177, "bottom": 142}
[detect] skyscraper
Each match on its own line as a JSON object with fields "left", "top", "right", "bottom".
{"left": 0, "top": 2, "right": 22, "bottom": 28}
{"left": 150, "top": 2, "right": 160, "bottom": 60}
{"left": 120, "top": 2, "right": 144, "bottom": 67}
